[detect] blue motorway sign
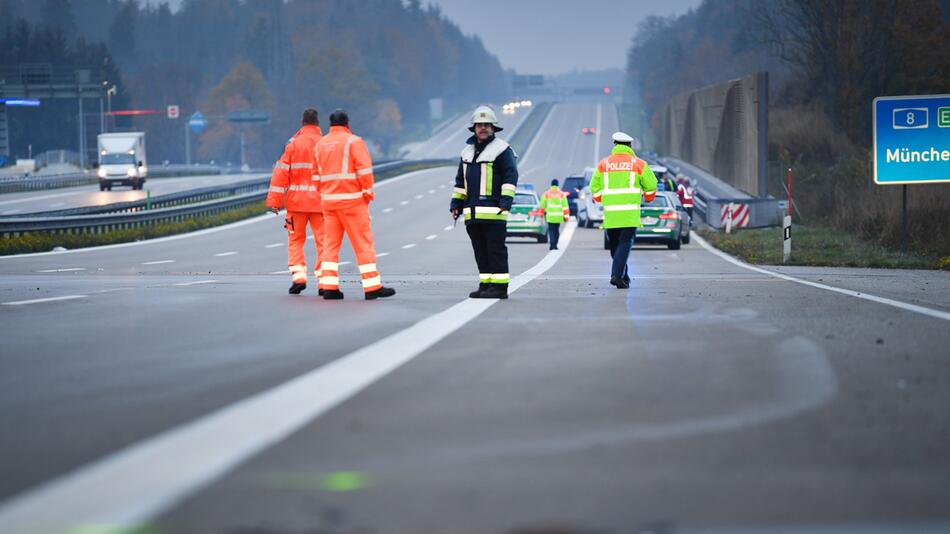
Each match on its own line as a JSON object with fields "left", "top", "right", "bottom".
{"left": 873, "top": 94, "right": 950, "bottom": 185}
{"left": 188, "top": 111, "right": 207, "bottom": 134}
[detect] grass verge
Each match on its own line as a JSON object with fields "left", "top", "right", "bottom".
{"left": 698, "top": 225, "right": 950, "bottom": 270}
{"left": 0, "top": 161, "right": 453, "bottom": 256}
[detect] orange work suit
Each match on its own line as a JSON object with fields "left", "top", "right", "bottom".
{"left": 265, "top": 124, "right": 325, "bottom": 287}
{"left": 314, "top": 125, "right": 382, "bottom": 293}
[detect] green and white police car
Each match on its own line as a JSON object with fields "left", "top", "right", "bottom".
{"left": 506, "top": 188, "right": 548, "bottom": 243}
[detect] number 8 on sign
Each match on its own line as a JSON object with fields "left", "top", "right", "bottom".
{"left": 893, "top": 108, "right": 928, "bottom": 130}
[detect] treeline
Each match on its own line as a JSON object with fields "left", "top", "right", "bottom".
{"left": 625, "top": 0, "right": 950, "bottom": 256}
{"left": 0, "top": 0, "right": 507, "bottom": 165}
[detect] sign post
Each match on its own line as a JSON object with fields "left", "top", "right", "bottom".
{"left": 873, "top": 95, "right": 950, "bottom": 252}
{"left": 186, "top": 112, "right": 208, "bottom": 165}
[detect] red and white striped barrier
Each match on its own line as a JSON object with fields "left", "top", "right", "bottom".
{"left": 720, "top": 202, "right": 750, "bottom": 229}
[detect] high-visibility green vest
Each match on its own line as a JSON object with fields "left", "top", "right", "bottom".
{"left": 540, "top": 186, "right": 568, "bottom": 224}
{"left": 589, "top": 144, "right": 657, "bottom": 229}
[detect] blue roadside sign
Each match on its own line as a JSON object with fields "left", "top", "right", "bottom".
{"left": 873, "top": 94, "right": 950, "bottom": 185}
{"left": 188, "top": 112, "right": 207, "bottom": 134}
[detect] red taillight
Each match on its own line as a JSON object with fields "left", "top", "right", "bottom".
{"left": 658, "top": 211, "right": 679, "bottom": 220}
{"left": 591, "top": 128, "right": 596, "bottom": 133}
{"left": 529, "top": 209, "right": 542, "bottom": 217}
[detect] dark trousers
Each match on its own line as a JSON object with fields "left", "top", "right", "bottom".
{"left": 547, "top": 222, "right": 560, "bottom": 249}
{"left": 606, "top": 226, "right": 637, "bottom": 280}
{"left": 466, "top": 223, "right": 509, "bottom": 284}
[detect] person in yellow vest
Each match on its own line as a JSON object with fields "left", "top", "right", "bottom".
{"left": 539, "top": 178, "right": 570, "bottom": 250}
{"left": 590, "top": 132, "right": 658, "bottom": 289}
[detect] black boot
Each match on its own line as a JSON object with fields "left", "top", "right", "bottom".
{"left": 365, "top": 286, "right": 396, "bottom": 300}
{"left": 323, "top": 289, "right": 344, "bottom": 300}
{"left": 610, "top": 276, "right": 629, "bottom": 289}
{"left": 469, "top": 283, "right": 489, "bottom": 298}
{"left": 474, "top": 283, "right": 508, "bottom": 299}
{"left": 289, "top": 282, "right": 307, "bottom": 294}
{"left": 622, "top": 273, "right": 631, "bottom": 285}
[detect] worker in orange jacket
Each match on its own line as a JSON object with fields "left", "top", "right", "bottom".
{"left": 265, "top": 108, "right": 324, "bottom": 295}
{"left": 314, "top": 109, "right": 395, "bottom": 300}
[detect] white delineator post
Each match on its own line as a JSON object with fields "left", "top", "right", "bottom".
{"left": 725, "top": 204, "right": 733, "bottom": 234}
{"left": 783, "top": 215, "right": 792, "bottom": 263}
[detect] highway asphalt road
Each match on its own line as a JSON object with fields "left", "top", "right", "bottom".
{"left": 1, "top": 102, "right": 949, "bottom": 533}
{"left": 0, "top": 172, "right": 267, "bottom": 215}
{"left": 400, "top": 104, "right": 529, "bottom": 160}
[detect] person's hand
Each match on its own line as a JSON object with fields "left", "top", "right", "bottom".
{"left": 269, "top": 206, "right": 280, "bottom": 215}
{"left": 451, "top": 208, "right": 460, "bottom": 220}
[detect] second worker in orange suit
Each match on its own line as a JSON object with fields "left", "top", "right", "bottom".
{"left": 265, "top": 108, "right": 325, "bottom": 295}
{"left": 314, "top": 109, "right": 396, "bottom": 300}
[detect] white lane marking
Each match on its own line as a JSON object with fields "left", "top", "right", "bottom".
{"left": 264, "top": 243, "right": 283, "bottom": 248}
{"left": 269, "top": 270, "right": 290, "bottom": 275}
{"left": 425, "top": 234, "right": 438, "bottom": 240}
{"left": 213, "top": 252, "right": 237, "bottom": 257}
{"left": 443, "top": 225, "right": 454, "bottom": 231}
{"left": 1, "top": 167, "right": 453, "bottom": 260}
{"left": 428, "top": 189, "right": 435, "bottom": 194}
{"left": 377, "top": 252, "right": 390, "bottom": 257}
{"left": 0, "top": 223, "right": 577, "bottom": 533}
{"left": 339, "top": 261, "right": 351, "bottom": 266}
{"left": 141, "top": 260, "right": 175, "bottom": 265}
{"left": 2, "top": 295, "right": 87, "bottom": 306}
{"left": 0, "top": 190, "right": 83, "bottom": 206}
{"left": 414, "top": 194, "right": 423, "bottom": 200}
{"left": 49, "top": 202, "right": 66, "bottom": 208}
{"left": 401, "top": 243, "right": 416, "bottom": 249}
{"left": 174, "top": 280, "right": 221, "bottom": 286}
{"left": 383, "top": 207, "right": 393, "bottom": 213}
{"left": 36, "top": 268, "right": 86, "bottom": 273}
{"left": 93, "top": 288, "right": 136, "bottom": 294}
{"left": 521, "top": 102, "right": 557, "bottom": 160}
{"left": 2, "top": 209, "right": 21, "bottom": 215}
{"left": 400, "top": 200, "right": 409, "bottom": 206}
{"left": 693, "top": 232, "right": 950, "bottom": 322}
{"left": 439, "top": 184, "right": 446, "bottom": 189}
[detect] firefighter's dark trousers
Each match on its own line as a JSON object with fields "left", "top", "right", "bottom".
{"left": 466, "top": 222, "right": 509, "bottom": 286}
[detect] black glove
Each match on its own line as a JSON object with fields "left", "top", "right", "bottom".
{"left": 498, "top": 196, "right": 513, "bottom": 212}
{"left": 450, "top": 198, "right": 464, "bottom": 212}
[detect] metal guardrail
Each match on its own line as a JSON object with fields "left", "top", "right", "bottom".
{"left": 0, "top": 164, "right": 227, "bottom": 194}
{"left": 0, "top": 159, "right": 453, "bottom": 237}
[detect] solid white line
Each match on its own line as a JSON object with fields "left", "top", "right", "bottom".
{"left": 0, "top": 190, "right": 83, "bottom": 206}
{"left": 2, "top": 209, "right": 21, "bottom": 215}
{"left": 213, "top": 252, "right": 237, "bottom": 257}
{"left": 401, "top": 243, "right": 416, "bottom": 249}
{"left": 2, "top": 295, "right": 87, "bottom": 306}
{"left": 521, "top": 102, "right": 557, "bottom": 160}
{"left": 174, "top": 280, "right": 220, "bottom": 286}
{"left": 269, "top": 270, "right": 290, "bottom": 275}
{"left": 443, "top": 225, "right": 454, "bottom": 231}
{"left": 1, "top": 167, "right": 454, "bottom": 260}
{"left": 264, "top": 243, "right": 283, "bottom": 249}
{"left": 36, "top": 268, "right": 86, "bottom": 273}
{"left": 141, "top": 260, "right": 175, "bottom": 265}
{"left": 49, "top": 202, "right": 66, "bottom": 208}
{"left": 693, "top": 232, "right": 950, "bottom": 322}
{"left": 593, "top": 103, "right": 603, "bottom": 166}
{"left": 0, "top": 223, "right": 577, "bottom": 533}
{"left": 425, "top": 234, "right": 438, "bottom": 240}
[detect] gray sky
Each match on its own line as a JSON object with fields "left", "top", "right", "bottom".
{"left": 427, "top": 0, "right": 703, "bottom": 74}
{"left": 148, "top": 0, "right": 703, "bottom": 75}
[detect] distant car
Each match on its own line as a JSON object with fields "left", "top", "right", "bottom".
{"left": 506, "top": 189, "right": 548, "bottom": 243}
{"left": 581, "top": 127, "right": 596, "bottom": 135}
{"left": 601, "top": 191, "right": 690, "bottom": 250}
{"left": 576, "top": 167, "right": 603, "bottom": 228}
{"left": 520, "top": 182, "right": 535, "bottom": 191}
{"left": 562, "top": 175, "right": 585, "bottom": 216}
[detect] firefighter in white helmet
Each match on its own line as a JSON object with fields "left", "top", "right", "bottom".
{"left": 450, "top": 105, "right": 520, "bottom": 299}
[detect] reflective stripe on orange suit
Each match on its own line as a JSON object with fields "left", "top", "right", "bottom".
{"left": 315, "top": 125, "right": 382, "bottom": 293}
{"left": 266, "top": 124, "right": 325, "bottom": 286}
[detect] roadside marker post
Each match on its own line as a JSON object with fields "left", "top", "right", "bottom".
{"left": 783, "top": 215, "right": 791, "bottom": 263}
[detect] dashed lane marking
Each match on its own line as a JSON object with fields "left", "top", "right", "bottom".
{"left": 173, "top": 280, "right": 221, "bottom": 286}
{"left": 213, "top": 252, "right": 237, "bottom": 257}
{"left": 36, "top": 268, "right": 86, "bottom": 273}
{"left": 377, "top": 252, "right": 390, "bottom": 257}
{"left": 383, "top": 207, "right": 393, "bottom": 213}
{"left": 428, "top": 189, "right": 436, "bottom": 194}
{"left": 425, "top": 234, "right": 438, "bottom": 240}
{"left": 141, "top": 260, "right": 175, "bottom": 265}
{"left": 400, "top": 200, "right": 409, "bottom": 206}
{"left": 2, "top": 295, "right": 87, "bottom": 306}
{"left": 415, "top": 194, "right": 423, "bottom": 200}
{"left": 443, "top": 225, "right": 454, "bottom": 231}
{"left": 265, "top": 243, "right": 283, "bottom": 248}
{"left": 269, "top": 270, "right": 290, "bottom": 275}
{"left": 401, "top": 243, "right": 416, "bottom": 249}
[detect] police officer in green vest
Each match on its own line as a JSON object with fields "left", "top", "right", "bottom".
{"left": 540, "top": 178, "right": 569, "bottom": 250}
{"left": 590, "top": 132, "right": 658, "bottom": 289}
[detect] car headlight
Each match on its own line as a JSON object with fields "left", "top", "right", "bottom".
{"left": 98, "top": 168, "right": 106, "bottom": 178}
{"left": 127, "top": 168, "right": 136, "bottom": 177}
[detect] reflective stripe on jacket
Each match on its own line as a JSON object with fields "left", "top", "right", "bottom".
{"left": 540, "top": 186, "right": 569, "bottom": 224}
{"left": 452, "top": 135, "right": 519, "bottom": 224}
{"left": 315, "top": 125, "right": 375, "bottom": 210}
{"left": 677, "top": 183, "right": 694, "bottom": 207}
{"left": 266, "top": 125, "right": 323, "bottom": 212}
{"left": 589, "top": 144, "right": 658, "bottom": 229}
